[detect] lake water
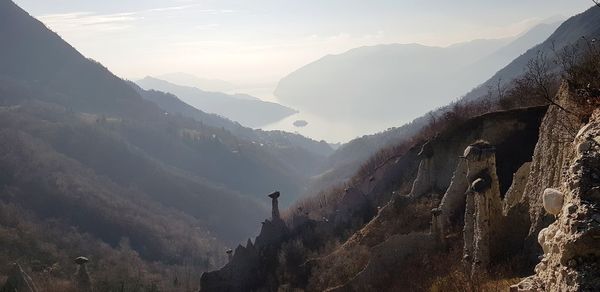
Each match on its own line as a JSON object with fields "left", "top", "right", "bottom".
{"left": 233, "top": 85, "right": 403, "bottom": 144}
{"left": 260, "top": 111, "right": 398, "bottom": 144}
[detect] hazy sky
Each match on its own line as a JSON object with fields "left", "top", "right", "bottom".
{"left": 14, "top": 0, "right": 594, "bottom": 86}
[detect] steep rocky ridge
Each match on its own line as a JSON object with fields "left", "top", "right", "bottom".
{"left": 510, "top": 86, "right": 600, "bottom": 291}
{"left": 195, "top": 16, "right": 600, "bottom": 285}
{"left": 314, "top": 85, "right": 598, "bottom": 291}
{"left": 199, "top": 106, "right": 548, "bottom": 291}
{"left": 200, "top": 194, "right": 290, "bottom": 291}
{"left": 200, "top": 81, "right": 600, "bottom": 291}
{"left": 301, "top": 107, "right": 546, "bottom": 291}
{"left": 316, "top": 6, "right": 600, "bottom": 197}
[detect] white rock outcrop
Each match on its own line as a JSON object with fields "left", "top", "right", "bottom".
{"left": 461, "top": 141, "right": 502, "bottom": 277}
{"left": 542, "top": 188, "right": 564, "bottom": 216}
{"left": 514, "top": 87, "right": 600, "bottom": 291}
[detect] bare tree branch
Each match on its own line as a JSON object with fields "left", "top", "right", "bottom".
{"left": 526, "top": 50, "right": 571, "bottom": 113}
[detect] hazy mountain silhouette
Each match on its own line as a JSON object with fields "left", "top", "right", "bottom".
{"left": 0, "top": 0, "right": 331, "bottom": 275}
{"left": 274, "top": 23, "right": 559, "bottom": 125}
{"left": 137, "top": 76, "right": 297, "bottom": 128}
{"left": 462, "top": 7, "right": 600, "bottom": 103}
{"left": 0, "top": 0, "right": 160, "bottom": 120}
{"left": 459, "top": 21, "right": 562, "bottom": 87}
{"left": 318, "top": 8, "right": 598, "bottom": 193}
{"left": 129, "top": 81, "right": 333, "bottom": 169}
{"left": 156, "top": 72, "right": 237, "bottom": 93}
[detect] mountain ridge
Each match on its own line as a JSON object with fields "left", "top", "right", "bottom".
{"left": 156, "top": 72, "right": 237, "bottom": 93}
{"left": 137, "top": 76, "right": 297, "bottom": 128}
{"left": 0, "top": 2, "right": 335, "bottom": 289}
{"left": 273, "top": 23, "right": 557, "bottom": 130}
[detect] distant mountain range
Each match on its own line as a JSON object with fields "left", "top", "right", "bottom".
{"left": 137, "top": 76, "right": 297, "bottom": 128}
{"left": 462, "top": 8, "right": 600, "bottom": 103}
{"left": 458, "top": 21, "right": 562, "bottom": 90}
{"left": 314, "top": 9, "right": 600, "bottom": 195}
{"left": 156, "top": 72, "right": 237, "bottom": 93}
{"left": 274, "top": 21, "right": 561, "bottom": 126}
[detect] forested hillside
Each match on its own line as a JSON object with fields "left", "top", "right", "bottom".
{"left": 0, "top": 0, "right": 331, "bottom": 289}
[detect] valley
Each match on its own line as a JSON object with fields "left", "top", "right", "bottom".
{"left": 0, "top": 1, "right": 599, "bottom": 291}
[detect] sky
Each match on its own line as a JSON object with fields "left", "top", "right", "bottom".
{"left": 13, "top": 0, "right": 594, "bottom": 88}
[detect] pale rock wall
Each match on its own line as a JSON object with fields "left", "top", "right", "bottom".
{"left": 408, "top": 158, "right": 434, "bottom": 198}
{"left": 515, "top": 107, "right": 600, "bottom": 291}
{"left": 503, "top": 162, "right": 532, "bottom": 215}
{"left": 438, "top": 158, "right": 469, "bottom": 236}
{"left": 519, "top": 85, "right": 581, "bottom": 238}
{"left": 461, "top": 143, "right": 503, "bottom": 276}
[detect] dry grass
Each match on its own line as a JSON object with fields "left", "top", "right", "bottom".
{"left": 429, "top": 269, "right": 521, "bottom": 292}
{"left": 306, "top": 244, "right": 371, "bottom": 291}
{"left": 36, "top": 280, "right": 78, "bottom": 292}
{"left": 427, "top": 250, "right": 527, "bottom": 292}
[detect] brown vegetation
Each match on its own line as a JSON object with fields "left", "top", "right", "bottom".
{"left": 269, "top": 27, "right": 600, "bottom": 292}
{"left": 0, "top": 202, "right": 210, "bottom": 291}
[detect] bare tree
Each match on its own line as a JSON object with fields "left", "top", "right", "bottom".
{"left": 525, "top": 50, "right": 569, "bottom": 113}
{"left": 483, "top": 78, "right": 504, "bottom": 102}
{"left": 495, "top": 77, "right": 506, "bottom": 101}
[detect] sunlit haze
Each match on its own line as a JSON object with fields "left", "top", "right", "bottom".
{"left": 13, "top": 0, "right": 594, "bottom": 142}
{"left": 2, "top": 0, "right": 600, "bottom": 288}
{"left": 14, "top": 1, "right": 589, "bottom": 84}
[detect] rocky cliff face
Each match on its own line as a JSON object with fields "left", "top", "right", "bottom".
{"left": 511, "top": 87, "right": 600, "bottom": 291}
{"left": 199, "top": 83, "right": 598, "bottom": 292}
{"left": 200, "top": 193, "right": 290, "bottom": 292}
{"left": 518, "top": 86, "right": 582, "bottom": 246}
{"left": 199, "top": 106, "right": 548, "bottom": 291}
